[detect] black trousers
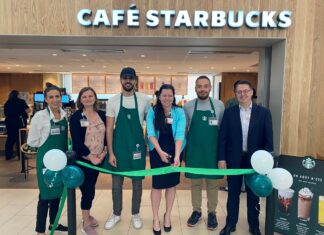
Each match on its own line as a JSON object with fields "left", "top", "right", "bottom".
{"left": 5, "top": 123, "right": 20, "bottom": 159}
{"left": 79, "top": 163, "right": 99, "bottom": 210}
{"left": 35, "top": 195, "right": 60, "bottom": 233}
{"left": 226, "top": 153, "right": 260, "bottom": 229}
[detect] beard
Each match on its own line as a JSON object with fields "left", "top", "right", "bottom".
{"left": 197, "top": 93, "right": 209, "bottom": 100}
{"left": 122, "top": 83, "right": 134, "bottom": 92}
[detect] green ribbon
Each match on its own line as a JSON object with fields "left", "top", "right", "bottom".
{"left": 76, "top": 160, "right": 256, "bottom": 176}
{"left": 49, "top": 162, "right": 255, "bottom": 234}
{"left": 50, "top": 185, "right": 67, "bottom": 235}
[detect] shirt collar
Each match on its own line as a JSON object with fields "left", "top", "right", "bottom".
{"left": 48, "top": 107, "right": 67, "bottom": 120}
{"left": 239, "top": 102, "right": 252, "bottom": 111}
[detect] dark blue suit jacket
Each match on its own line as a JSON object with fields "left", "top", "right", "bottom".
{"left": 218, "top": 103, "right": 273, "bottom": 168}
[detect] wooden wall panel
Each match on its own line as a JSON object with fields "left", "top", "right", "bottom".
{"left": 0, "top": 0, "right": 323, "bottom": 156}
{"left": 0, "top": 74, "right": 43, "bottom": 104}
{"left": 0, "top": 0, "right": 292, "bottom": 38}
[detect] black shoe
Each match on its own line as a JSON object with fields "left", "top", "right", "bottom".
{"left": 187, "top": 211, "right": 202, "bottom": 227}
{"left": 207, "top": 212, "right": 218, "bottom": 230}
{"left": 48, "top": 223, "right": 68, "bottom": 232}
{"left": 164, "top": 225, "right": 172, "bottom": 232}
{"left": 219, "top": 224, "right": 236, "bottom": 235}
{"left": 249, "top": 227, "right": 261, "bottom": 235}
{"left": 153, "top": 228, "right": 161, "bottom": 235}
{"left": 163, "top": 213, "right": 172, "bottom": 232}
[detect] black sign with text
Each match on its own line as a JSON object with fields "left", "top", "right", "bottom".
{"left": 273, "top": 155, "right": 324, "bottom": 235}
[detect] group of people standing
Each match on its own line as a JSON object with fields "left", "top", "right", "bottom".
{"left": 26, "top": 66, "right": 273, "bottom": 235}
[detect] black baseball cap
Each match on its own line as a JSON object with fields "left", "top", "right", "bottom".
{"left": 120, "top": 67, "right": 136, "bottom": 79}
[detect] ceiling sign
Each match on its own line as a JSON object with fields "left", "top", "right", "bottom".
{"left": 77, "top": 4, "right": 292, "bottom": 29}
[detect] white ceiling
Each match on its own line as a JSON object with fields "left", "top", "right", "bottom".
{"left": 0, "top": 36, "right": 281, "bottom": 75}
{"left": 0, "top": 47, "right": 259, "bottom": 74}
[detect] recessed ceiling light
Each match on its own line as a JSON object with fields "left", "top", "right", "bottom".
{"left": 59, "top": 65, "right": 63, "bottom": 68}
{"left": 81, "top": 65, "right": 85, "bottom": 68}
{"left": 103, "top": 65, "right": 107, "bottom": 68}
{"left": 37, "top": 65, "right": 42, "bottom": 67}
{"left": 82, "top": 54, "right": 87, "bottom": 57}
{"left": 146, "top": 66, "right": 150, "bottom": 69}
{"left": 233, "top": 67, "right": 236, "bottom": 70}
{"left": 204, "top": 56, "right": 208, "bottom": 59}
{"left": 168, "top": 66, "right": 172, "bottom": 69}
{"left": 210, "top": 66, "right": 215, "bottom": 69}
{"left": 189, "top": 67, "right": 193, "bottom": 69}
{"left": 15, "top": 64, "right": 20, "bottom": 67}
{"left": 7, "top": 67, "right": 11, "bottom": 69}
{"left": 52, "top": 53, "right": 58, "bottom": 56}
{"left": 246, "top": 69, "right": 250, "bottom": 72}
{"left": 140, "top": 54, "right": 146, "bottom": 58}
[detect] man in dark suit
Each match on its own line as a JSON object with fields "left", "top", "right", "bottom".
{"left": 218, "top": 80, "right": 273, "bottom": 235}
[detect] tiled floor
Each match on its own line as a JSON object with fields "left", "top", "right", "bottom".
{"left": 0, "top": 157, "right": 272, "bottom": 235}
{"left": 0, "top": 188, "right": 267, "bottom": 235}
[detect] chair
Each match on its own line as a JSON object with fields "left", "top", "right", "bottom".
{"left": 20, "top": 143, "right": 37, "bottom": 179}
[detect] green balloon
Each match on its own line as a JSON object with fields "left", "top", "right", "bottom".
{"left": 61, "top": 165, "right": 84, "bottom": 188}
{"left": 44, "top": 170, "right": 63, "bottom": 188}
{"left": 249, "top": 174, "right": 273, "bottom": 197}
{"left": 245, "top": 173, "right": 259, "bottom": 188}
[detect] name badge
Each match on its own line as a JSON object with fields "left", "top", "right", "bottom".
{"left": 50, "top": 125, "right": 61, "bottom": 135}
{"left": 133, "top": 151, "right": 142, "bottom": 160}
{"left": 127, "top": 114, "right": 132, "bottom": 120}
{"left": 165, "top": 117, "right": 173, "bottom": 124}
{"left": 80, "top": 119, "right": 90, "bottom": 127}
{"left": 208, "top": 117, "right": 218, "bottom": 126}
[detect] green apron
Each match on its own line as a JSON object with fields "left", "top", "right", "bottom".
{"left": 111, "top": 93, "right": 146, "bottom": 180}
{"left": 185, "top": 98, "right": 222, "bottom": 179}
{"left": 36, "top": 111, "right": 68, "bottom": 200}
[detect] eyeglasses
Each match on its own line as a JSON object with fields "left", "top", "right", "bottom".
{"left": 235, "top": 89, "right": 251, "bottom": 95}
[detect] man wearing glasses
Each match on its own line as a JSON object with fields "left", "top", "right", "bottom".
{"left": 218, "top": 80, "right": 273, "bottom": 235}
{"left": 105, "top": 67, "right": 151, "bottom": 230}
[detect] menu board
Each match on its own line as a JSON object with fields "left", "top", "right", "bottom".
{"left": 72, "top": 74, "right": 88, "bottom": 93}
{"left": 105, "top": 75, "right": 121, "bottom": 94}
{"left": 138, "top": 75, "right": 155, "bottom": 95}
{"left": 274, "top": 155, "right": 324, "bottom": 235}
{"left": 171, "top": 75, "right": 188, "bottom": 95}
{"left": 89, "top": 75, "right": 105, "bottom": 94}
{"left": 155, "top": 75, "right": 171, "bottom": 90}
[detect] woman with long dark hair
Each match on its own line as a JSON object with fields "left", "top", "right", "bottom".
{"left": 70, "top": 87, "right": 107, "bottom": 235}
{"left": 27, "top": 86, "right": 68, "bottom": 235}
{"left": 146, "top": 84, "right": 186, "bottom": 235}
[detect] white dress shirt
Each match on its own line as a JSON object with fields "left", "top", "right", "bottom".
{"left": 239, "top": 102, "right": 252, "bottom": 152}
{"left": 27, "top": 108, "right": 67, "bottom": 147}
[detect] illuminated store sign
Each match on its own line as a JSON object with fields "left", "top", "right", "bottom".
{"left": 77, "top": 4, "right": 292, "bottom": 29}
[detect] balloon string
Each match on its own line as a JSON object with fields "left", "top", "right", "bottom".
{"left": 76, "top": 160, "right": 256, "bottom": 176}
{"left": 50, "top": 185, "right": 67, "bottom": 235}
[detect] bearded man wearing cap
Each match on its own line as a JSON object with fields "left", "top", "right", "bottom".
{"left": 104, "top": 67, "right": 151, "bottom": 230}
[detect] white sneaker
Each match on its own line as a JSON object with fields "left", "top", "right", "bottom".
{"left": 132, "top": 213, "right": 143, "bottom": 229}
{"left": 104, "top": 214, "right": 121, "bottom": 230}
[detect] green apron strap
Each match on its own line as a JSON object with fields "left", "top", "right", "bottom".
{"left": 185, "top": 98, "right": 221, "bottom": 179}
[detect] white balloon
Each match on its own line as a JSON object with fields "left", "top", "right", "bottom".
{"left": 43, "top": 149, "right": 67, "bottom": 171}
{"left": 251, "top": 150, "right": 274, "bottom": 174}
{"left": 268, "top": 168, "right": 293, "bottom": 190}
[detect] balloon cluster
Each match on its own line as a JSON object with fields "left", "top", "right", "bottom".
{"left": 43, "top": 149, "right": 84, "bottom": 189}
{"left": 246, "top": 150, "right": 293, "bottom": 197}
